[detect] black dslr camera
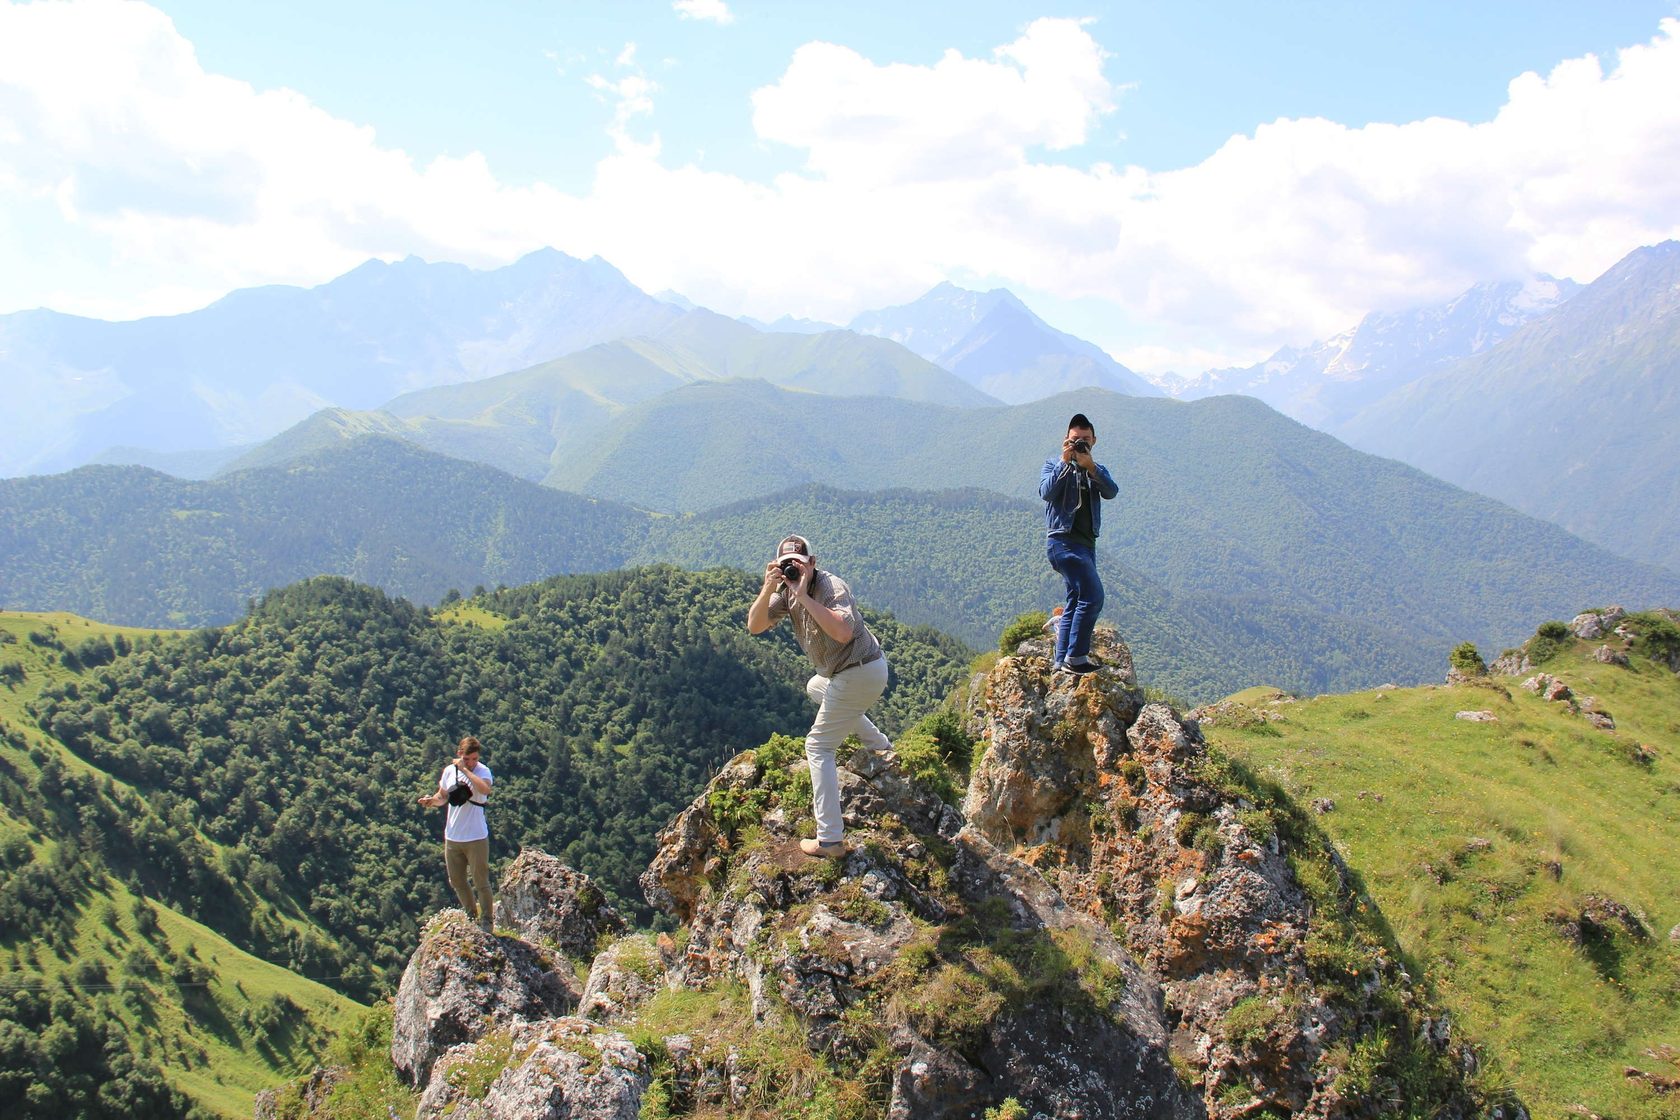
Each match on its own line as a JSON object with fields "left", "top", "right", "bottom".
{"left": 778, "top": 558, "right": 803, "bottom": 584}
{"left": 1070, "top": 437, "right": 1090, "bottom": 454}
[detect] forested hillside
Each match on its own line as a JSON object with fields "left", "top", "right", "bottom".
{"left": 634, "top": 485, "right": 1434, "bottom": 698}
{"left": 22, "top": 569, "right": 970, "bottom": 997}
{"left": 0, "top": 612, "right": 362, "bottom": 1118}
{"left": 0, "top": 439, "right": 645, "bottom": 626}
{"left": 555, "top": 384, "right": 1680, "bottom": 669}
{"left": 11, "top": 421, "right": 1676, "bottom": 700}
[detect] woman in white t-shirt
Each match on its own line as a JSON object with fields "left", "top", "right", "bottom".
{"left": 416, "top": 735, "right": 495, "bottom": 932}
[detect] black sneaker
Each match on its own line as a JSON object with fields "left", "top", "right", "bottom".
{"left": 1067, "top": 660, "right": 1100, "bottom": 674}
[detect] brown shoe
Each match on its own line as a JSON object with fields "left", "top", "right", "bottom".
{"left": 799, "top": 838, "right": 847, "bottom": 859}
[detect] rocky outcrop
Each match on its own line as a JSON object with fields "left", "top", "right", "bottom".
{"left": 415, "top": 1018, "right": 647, "bottom": 1120}
{"left": 352, "top": 622, "right": 1491, "bottom": 1120}
{"left": 391, "top": 910, "right": 580, "bottom": 1087}
{"left": 1572, "top": 606, "right": 1626, "bottom": 640}
{"left": 640, "top": 727, "right": 1198, "bottom": 1119}
{"left": 963, "top": 639, "right": 1479, "bottom": 1118}
{"left": 1488, "top": 650, "right": 1531, "bottom": 676}
{"left": 496, "top": 848, "right": 626, "bottom": 960}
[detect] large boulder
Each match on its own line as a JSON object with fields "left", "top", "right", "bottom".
{"left": 496, "top": 849, "right": 625, "bottom": 961}
{"left": 391, "top": 910, "right": 580, "bottom": 1088}
{"left": 415, "top": 1017, "right": 648, "bottom": 1120}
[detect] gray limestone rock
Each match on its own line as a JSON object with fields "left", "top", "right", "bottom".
{"left": 496, "top": 849, "right": 625, "bottom": 962}
{"left": 391, "top": 910, "right": 580, "bottom": 1088}
{"left": 415, "top": 1017, "right": 648, "bottom": 1120}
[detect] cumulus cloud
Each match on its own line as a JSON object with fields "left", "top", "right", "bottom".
{"left": 673, "top": 0, "right": 734, "bottom": 26}
{"left": 3, "top": 3, "right": 1679, "bottom": 373}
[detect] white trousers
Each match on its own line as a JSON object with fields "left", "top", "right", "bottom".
{"left": 804, "top": 657, "right": 891, "bottom": 843}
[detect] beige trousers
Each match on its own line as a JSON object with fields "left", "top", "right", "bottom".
{"left": 444, "top": 837, "right": 494, "bottom": 922}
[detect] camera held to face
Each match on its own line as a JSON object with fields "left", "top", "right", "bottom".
{"left": 1070, "top": 437, "right": 1091, "bottom": 454}
{"left": 778, "top": 558, "right": 803, "bottom": 584}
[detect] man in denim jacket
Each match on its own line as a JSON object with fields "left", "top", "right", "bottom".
{"left": 1038, "top": 413, "right": 1119, "bottom": 673}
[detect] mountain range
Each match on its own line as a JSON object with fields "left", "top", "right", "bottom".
{"left": 1338, "top": 241, "right": 1680, "bottom": 573}
{"left": 1163, "top": 274, "right": 1579, "bottom": 428}
{"left": 6, "top": 251, "right": 1175, "bottom": 480}
{"left": 1164, "top": 244, "right": 1680, "bottom": 573}
{"left": 3, "top": 250, "right": 687, "bottom": 476}
{"left": 8, "top": 393, "right": 1675, "bottom": 700}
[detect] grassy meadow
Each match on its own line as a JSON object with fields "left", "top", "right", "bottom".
{"left": 1202, "top": 635, "right": 1680, "bottom": 1118}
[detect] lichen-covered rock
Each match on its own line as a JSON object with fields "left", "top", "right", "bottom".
{"left": 496, "top": 849, "right": 625, "bottom": 961}
{"left": 964, "top": 631, "right": 1142, "bottom": 848}
{"left": 640, "top": 729, "right": 1198, "bottom": 1119}
{"left": 579, "top": 934, "right": 667, "bottom": 1024}
{"left": 1455, "top": 710, "right": 1498, "bottom": 722}
{"left": 416, "top": 1018, "right": 647, "bottom": 1120}
{"left": 962, "top": 653, "right": 1481, "bottom": 1119}
{"left": 391, "top": 910, "right": 580, "bottom": 1088}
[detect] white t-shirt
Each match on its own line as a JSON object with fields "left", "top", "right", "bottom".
{"left": 437, "top": 761, "right": 493, "bottom": 843}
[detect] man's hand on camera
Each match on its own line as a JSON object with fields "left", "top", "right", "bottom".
{"left": 1074, "top": 448, "right": 1095, "bottom": 471}
{"left": 1061, "top": 439, "right": 1077, "bottom": 464}
{"left": 785, "top": 555, "right": 814, "bottom": 599}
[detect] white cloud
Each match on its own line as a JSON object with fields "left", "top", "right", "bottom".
{"left": 586, "top": 44, "right": 661, "bottom": 158}
{"left": 3, "top": 4, "right": 1679, "bottom": 374}
{"left": 673, "top": 0, "right": 734, "bottom": 26}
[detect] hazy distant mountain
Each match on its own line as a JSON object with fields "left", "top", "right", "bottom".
{"left": 2, "top": 249, "right": 684, "bottom": 477}
{"left": 849, "top": 282, "right": 1161, "bottom": 403}
{"left": 549, "top": 381, "right": 1680, "bottom": 672}
{"left": 223, "top": 310, "right": 997, "bottom": 481}
{"left": 1340, "top": 241, "right": 1680, "bottom": 573}
{"left": 1164, "top": 275, "right": 1579, "bottom": 428}
{"left": 738, "top": 314, "right": 839, "bottom": 334}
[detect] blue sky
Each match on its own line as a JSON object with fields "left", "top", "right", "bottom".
{"left": 2, "top": 0, "right": 1678, "bottom": 372}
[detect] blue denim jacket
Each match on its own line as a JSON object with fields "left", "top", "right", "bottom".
{"left": 1039, "top": 458, "right": 1119, "bottom": 538}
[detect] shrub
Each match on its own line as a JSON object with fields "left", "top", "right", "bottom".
{"left": 1448, "top": 641, "right": 1486, "bottom": 677}
{"left": 1629, "top": 610, "right": 1680, "bottom": 667}
{"left": 1536, "top": 620, "right": 1571, "bottom": 641}
{"left": 998, "top": 611, "right": 1049, "bottom": 653}
{"left": 1527, "top": 637, "right": 1559, "bottom": 665}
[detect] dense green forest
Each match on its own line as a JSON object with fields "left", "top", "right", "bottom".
{"left": 0, "top": 439, "right": 644, "bottom": 626}
{"left": 25, "top": 568, "right": 971, "bottom": 1000}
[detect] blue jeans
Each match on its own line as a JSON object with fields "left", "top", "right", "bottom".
{"left": 1047, "top": 536, "right": 1103, "bottom": 663}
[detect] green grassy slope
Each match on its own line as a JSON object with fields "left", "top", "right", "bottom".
{"left": 1200, "top": 622, "right": 1680, "bottom": 1117}
{"left": 0, "top": 611, "right": 364, "bottom": 1119}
